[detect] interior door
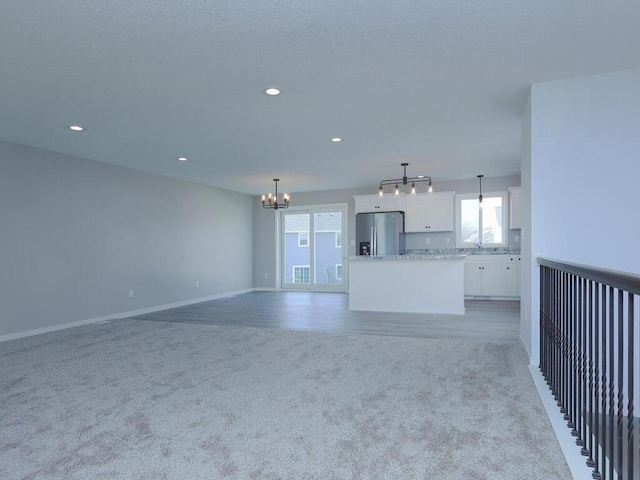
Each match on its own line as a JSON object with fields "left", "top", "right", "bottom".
{"left": 280, "top": 205, "right": 347, "bottom": 292}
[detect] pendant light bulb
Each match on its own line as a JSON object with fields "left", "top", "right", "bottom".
{"left": 428, "top": 182, "right": 433, "bottom": 194}
{"left": 395, "top": 184, "right": 399, "bottom": 196}
{"left": 477, "top": 174, "right": 484, "bottom": 209}
{"left": 379, "top": 185, "right": 384, "bottom": 197}
{"left": 411, "top": 183, "right": 416, "bottom": 196}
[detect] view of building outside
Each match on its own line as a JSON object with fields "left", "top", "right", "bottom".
{"left": 283, "top": 212, "right": 343, "bottom": 285}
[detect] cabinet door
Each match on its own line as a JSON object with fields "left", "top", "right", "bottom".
{"left": 506, "top": 257, "right": 521, "bottom": 297}
{"left": 480, "top": 264, "right": 507, "bottom": 296}
{"left": 354, "top": 195, "right": 381, "bottom": 214}
{"left": 426, "top": 193, "right": 454, "bottom": 231}
{"left": 464, "top": 265, "right": 483, "bottom": 295}
{"left": 381, "top": 193, "right": 406, "bottom": 213}
{"left": 404, "top": 195, "right": 429, "bottom": 232}
{"left": 354, "top": 194, "right": 405, "bottom": 214}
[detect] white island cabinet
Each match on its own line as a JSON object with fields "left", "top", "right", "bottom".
{"left": 348, "top": 254, "right": 466, "bottom": 314}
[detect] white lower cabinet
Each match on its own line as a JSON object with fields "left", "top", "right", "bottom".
{"left": 464, "top": 254, "right": 521, "bottom": 298}
{"left": 506, "top": 256, "right": 521, "bottom": 297}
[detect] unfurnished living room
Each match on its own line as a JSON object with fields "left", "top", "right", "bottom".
{"left": 1, "top": 2, "right": 639, "bottom": 480}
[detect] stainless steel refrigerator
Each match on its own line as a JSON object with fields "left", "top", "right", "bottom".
{"left": 355, "top": 211, "right": 405, "bottom": 256}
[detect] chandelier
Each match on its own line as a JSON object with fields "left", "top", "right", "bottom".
{"left": 261, "top": 178, "right": 290, "bottom": 210}
{"left": 379, "top": 163, "right": 433, "bottom": 197}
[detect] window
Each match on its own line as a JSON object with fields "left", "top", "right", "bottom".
{"left": 335, "top": 232, "right": 342, "bottom": 248}
{"left": 335, "top": 264, "right": 342, "bottom": 280}
{"left": 298, "top": 232, "right": 309, "bottom": 247}
{"left": 455, "top": 192, "right": 507, "bottom": 247}
{"left": 292, "top": 265, "right": 310, "bottom": 284}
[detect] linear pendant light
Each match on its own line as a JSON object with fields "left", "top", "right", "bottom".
{"left": 378, "top": 163, "right": 433, "bottom": 197}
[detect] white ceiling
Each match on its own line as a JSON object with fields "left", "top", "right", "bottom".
{"left": 1, "top": 1, "right": 639, "bottom": 195}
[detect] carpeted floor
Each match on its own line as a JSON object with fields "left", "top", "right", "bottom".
{"left": 1, "top": 318, "right": 570, "bottom": 479}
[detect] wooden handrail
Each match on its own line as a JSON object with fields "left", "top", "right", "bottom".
{"left": 538, "top": 257, "right": 640, "bottom": 296}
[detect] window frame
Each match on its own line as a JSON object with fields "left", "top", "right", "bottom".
{"left": 297, "top": 232, "right": 309, "bottom": 247}
{"left": 455, "top": 191, "right": 508, "bottom": 248}
{"left": 335, "top": 232, "right": 342, "bottom": 248}
{"left": 292, "top": 265, "right": 310, "bottom": 284}
{"left": 335, "top": 264, "right": 343, "bottom": 280}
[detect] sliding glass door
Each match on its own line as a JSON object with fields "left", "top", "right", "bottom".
{"left": 280, "top": 205, "right": 347, "bottom": 292}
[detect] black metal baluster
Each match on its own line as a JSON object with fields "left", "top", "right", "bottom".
{"left": 581, "top": 277, "right": 589, "bottom": 456}
{"left": 575, "top": 274, "right": 583, "bottom": 440}
{"left": 592, "top": 281, "right": 601, "bottom": 479}
{"left": 577, "top": 277, "right": 586, "bottom": 451}
{"left": 608, "top": 286, "right": 615, "bottom": 480}
{"left": 555, "top": 269, "right": 561, "bottom": 407}
{"left": 551, "top": 270, "right": 560, "bottom": 403}
{"left": 549, "top": 268, "right": 556, "bottom": 395}
{"left": 562, "top": 271, "right": 570, "bottom": 422}
{"left": 539, "top": 266, "right": 546, "bottom": 377}
{"left": 567, "top": 275, "right": 579, "bottom": 437}
{"left": 616, "top": 289, "right": 624, "bottom": 479}
{"left": 601, "top": 284, "right": 609, "bottom": 480}
{"left": 625, "top": 293, "right": 633, "bottom": 480}
{"left": 587, "top": 279, "right": 596, "bottom": 468}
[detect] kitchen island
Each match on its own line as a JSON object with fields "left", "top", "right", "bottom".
{"left": 347, "top": 254, "right": 466, "bottom": 315}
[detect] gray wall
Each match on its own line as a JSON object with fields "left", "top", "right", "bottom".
{"left": 252, "top": 175, "right": 521, "bottom": 289}
{"left": 0, "top": 141, "right": 253, "bottom": 337}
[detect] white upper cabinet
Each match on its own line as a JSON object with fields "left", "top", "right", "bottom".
{"left": 508, "top": 186, "right": 521, "bottom": 229}
{"left": 353, "top": 193, "right": 406, "bottom": 214}
{"left": 404, "top": 192, "right": 454, "bottom": 232}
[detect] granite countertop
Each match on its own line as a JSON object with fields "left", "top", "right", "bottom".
{"left": 348, "top": 254, "right": 466, "bottom": 261}
{"left": 407, "top": 248, "right": 521, "bottom": 256}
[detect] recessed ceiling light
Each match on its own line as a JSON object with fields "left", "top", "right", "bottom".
{"left": 331, "top": 137, "right": 342, "bottom": 143}
{"left": 177, "top": 157, "right": 188, "bottom": 162}
{"left": 265, "top": 87, "right": 281, "bottom": 96}
{"left": 68, "top": 125, "right": 85, "bottom": 132}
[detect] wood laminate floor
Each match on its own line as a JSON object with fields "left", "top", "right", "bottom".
{"left": 131, "top": 291, "right": 521, "bottom": 344}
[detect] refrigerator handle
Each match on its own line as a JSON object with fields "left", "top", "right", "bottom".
{"left": 370, "top": 226, "right": 374, "bottom": 256}
{"left": 373, "top": 226, "right": 377, "bottom": 256}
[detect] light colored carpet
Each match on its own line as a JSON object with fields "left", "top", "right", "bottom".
{"left": 1, "top": 319, "right": 570, "bottom": 479}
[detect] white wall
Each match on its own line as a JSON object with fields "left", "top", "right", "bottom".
{"left": 520, "top": 93, "right": 533, "bottom": 358}
{"left": 523, "top": 67, "right": 640, "bottom": 362}
{"left": 0, "top": 141, "right": 254, "bottom": 338}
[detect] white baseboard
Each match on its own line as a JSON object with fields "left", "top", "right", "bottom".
{"left": 252, "top": 287, "right": 278, "bottom": 292}
{"left": 528, "top": 366, "right": 594, "bottom": 480}
{"left": 519, "top": 335, "right": 532, "bottom": 362}
{"left": 0, "top": 288, "right": 255, "bottom": 343}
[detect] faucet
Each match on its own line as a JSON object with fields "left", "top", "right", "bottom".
{"left": 474, "top": 243, "right": 483, "bottom": 250}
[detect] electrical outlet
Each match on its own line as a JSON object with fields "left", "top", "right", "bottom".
{"left": 425, "top": 238, "right": 430, "bottom": 245}
{"left": 445, "top": 237, "right": 450, "bottom": 244}
{"left": 129, "top": 289, "right": 134, "bottom": 298}
{"left": 264, "top": 273, "right": 268, "bottom": 279}
{"left": 195, "top": 280, "right": 199, "bottom": 288}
